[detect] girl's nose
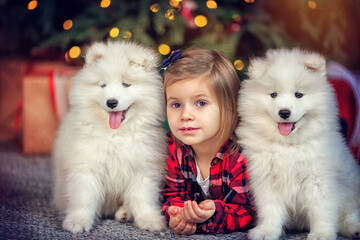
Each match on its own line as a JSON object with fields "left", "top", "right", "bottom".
{"left": 181, "top": 106, "right": 194, "bottom": 121}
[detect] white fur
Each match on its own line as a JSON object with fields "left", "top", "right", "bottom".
{"left": 52, "top": 41, "right": 167, "bottom": 233}
{"left": 236, "top": 48, "right": 360, "bottom": 240}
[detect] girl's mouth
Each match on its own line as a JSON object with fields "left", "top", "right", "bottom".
{"left": 179, "top": 127, "right": 199, "bottom": 134}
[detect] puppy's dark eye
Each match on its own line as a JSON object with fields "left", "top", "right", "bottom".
{"left": 270, "top": 92, "right": 277, "bottom": 98}
{"left": 122, "top": 82, "right": 131, "bottom": 88}
{"left": 295, "top": 92, "right": 303, "bottom": 98}
{"left": 101, "top": 84, "right": 106, "bottom": 88}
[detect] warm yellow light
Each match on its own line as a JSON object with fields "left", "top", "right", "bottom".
{"left": 308, "top": 1, "right": 317, "bottom": 9}
{"left": 122, "top": 31, "right": 132, "bottom": 39}
{"left": 150, "top": 3, "right": 160, "bottom": 12}
{"left": 65, "top": 51, "right": 70, "bottom": 62}
{"left": 206, "top": 0, "right": 217, "bottom": 9}
{"left": 234, "top": 59, "right": 244, "bottom": 71}
{"left": 63, "top": 19, "right": 73, "bottom": 30}
{"left": 100, "top": 0, "right": 111, "bottom": 8}
{"left": 244, "top": 0, "right": 255, "bottom": 3}
{"left": 165, "top": 9, "right": 176, "bottom": 20}
{"left": 194, "top": 15, "right": 207, "bottom": 28}
{"left": 169, "top": 0, "right": 180, "bottom": 8}
{"left": 69, "top": 46, "right": 81, "bottom": 59}
{"left": 158, "top": 44, "right": 171, "bottom": 56}
{"left": 28, "top": 0, "right": 37, "bottom": 10}
{"left": 109, "top": 28, "right": 119, "bottom": 38}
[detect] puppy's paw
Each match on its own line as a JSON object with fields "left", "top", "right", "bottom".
{"left": 115, "top": 206, "right": 133, "bottom": 223}
{"left": 307, "top": 232, "right": 336, "bottom": 240}
{"left": 248, "top": 226, "right": 281, "bottom": 240}
{"left": 135, "top": 212, "right": 165, "bottom": 232}
{"left": 62, "top": 212, "right": 93, "bottom": 233}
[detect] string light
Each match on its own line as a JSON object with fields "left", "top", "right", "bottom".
{"left": 69, "top": 46, "right": 81, "bottom": 59}
{"left": 27, "top": 0, "right": 37, "bottom": 10}
{"left": 150, "top": 3, "right": 160, "bottom": 12}
{"left": 65, "top": 51, "right": 70, "bottom": 62}
{"left": 308, "top": 1, "right": 317, "bottom": 9}
{"left": 234, "top": 59, "right": 244, "bottom": 71}
{"left": 122, "top": 31, "right": 132, "bottom": 39}
{"left": 244, "top": 0, "right": 255, "bottom": 3}
{"left": 165, "top": 9, "right": 176, "bottom": 20}
{"left": 100, "top": 0, "right": 111, "bottom": 8}
{"left": 194, "top": 15, "right": 207, "bottom": 28}
{"left": 109, "top": 27, "right": 119, "bottom": 38}
{"left": 63, "top": 19, "right": 73, "bottom": 30}
{"left": 169, "top": 0, "right": 180, "bottom": 8}
{"left": 158, "top": 44, "right": 171, "bottom": 55}
{"left": 206, "top": 0, "right": 217, "bottom": 9}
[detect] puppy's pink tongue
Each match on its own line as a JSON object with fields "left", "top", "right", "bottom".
{"left": 278, "top": 123, "right": 293, "bottom": 136}
{"left": 109, "top": 111, "right": 122, "bottom": 129}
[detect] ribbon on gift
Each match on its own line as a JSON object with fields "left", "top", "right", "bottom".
{"left": 14, "top": 66, "right": 78, "bottom": 136}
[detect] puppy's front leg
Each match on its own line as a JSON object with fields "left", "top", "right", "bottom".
{"left": 126, "top": 175, "right": 165, "bottom": 232}
{"left": 62, "top": 170, "right": 103, "bottom": 233}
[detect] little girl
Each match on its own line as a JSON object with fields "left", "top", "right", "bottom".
{"left": 161, "top": 47, "right": 255, "bottom": 234}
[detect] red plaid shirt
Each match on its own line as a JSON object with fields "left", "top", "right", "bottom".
{"left": 162, "top": 136, "right": 255, "bottom": 233}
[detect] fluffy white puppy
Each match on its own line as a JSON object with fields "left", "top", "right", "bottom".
{"left": 236, "top": 48, "right": 360, "bottom": 240}
{"left": 52, "top": 41, "right": 167, "bottom": 233}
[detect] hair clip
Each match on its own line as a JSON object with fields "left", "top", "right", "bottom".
{"left": 160, "top": 49, "right": 182, "bottom": 74}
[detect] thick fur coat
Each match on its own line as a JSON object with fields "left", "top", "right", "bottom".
{"left": 236, "top": 48, "right": 360, "bottom": 239}
{"left": 52, "top": 41, "right": 167, "bottom": 233}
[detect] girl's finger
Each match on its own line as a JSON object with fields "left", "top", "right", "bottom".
{"left": 180, "top": 222, "right": 195, "bottom": 235}
{"left": 183, "top": 201, "right": 197, "bottom": 221}
{"left": 192, "top": 201, "right": 204, "bottom": 217}
{"left": 174, "top": 219, "right": 187, "bottom": 234}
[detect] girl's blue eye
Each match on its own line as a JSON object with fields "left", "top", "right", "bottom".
{"left": 270, "top": 92, "right": 277, "bottom": 98}
{"left": 295, "top": 92, "right": 303, "bottom": 98}
{"left": 171, "top": 103, "right": 181, "bottom": 109}
{"left": 196, "top": 101, "right": 207, "bottom": 107}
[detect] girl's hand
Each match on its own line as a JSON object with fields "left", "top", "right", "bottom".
{"left": 182, "top": 200, "right": 215, "bottom": 223}
{"left": 168, "top": 206, "right": 197, "bottom": 235}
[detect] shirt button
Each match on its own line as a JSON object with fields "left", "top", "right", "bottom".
{"left": 212, "top": 159, "right": 218, "bottom": 165}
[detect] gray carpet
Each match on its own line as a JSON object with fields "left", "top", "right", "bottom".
{"left": 0, "top": 141, "right": 352, "bottom": 240}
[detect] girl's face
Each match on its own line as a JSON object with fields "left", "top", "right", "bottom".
{"left": 166, "top": 77, "right": 221, "bottom": 150}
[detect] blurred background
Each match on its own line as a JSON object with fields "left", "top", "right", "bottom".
{"left": 0, "top": 0, "right": 359, "bottom": 69}
{"left": 0, "top": 0, "right": 359, "bottom": 156}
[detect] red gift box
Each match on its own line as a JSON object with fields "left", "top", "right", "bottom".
{"left": 22, "top": 63, "right": 79, "bottom": 154}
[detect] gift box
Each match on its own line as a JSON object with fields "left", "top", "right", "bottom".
{"left": 0, "top": 58, "right": 27, "bottom": 142}
{"left": 22, "top": 64, "right": 79, "bottom": 154}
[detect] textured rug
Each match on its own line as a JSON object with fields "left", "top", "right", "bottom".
{"left": 0, "top": 141, "right": 352, "bottom": 240}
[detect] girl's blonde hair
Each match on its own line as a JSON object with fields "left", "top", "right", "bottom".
{"left": 163, "top": 47, "right": 241, "bottom": 149}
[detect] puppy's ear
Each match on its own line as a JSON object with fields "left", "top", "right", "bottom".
{"left": 85, "top": 42, "right": 108, "bottom": 65}
{"left": 248, "top": 57, "right": 268, "bottom": 80}
{"left": 303, "top": 52, "right": 326, "bottom": 74}
{"left": 128, "top": 49, "right": 159, "bottom": 71}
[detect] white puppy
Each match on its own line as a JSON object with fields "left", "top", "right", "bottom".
{"left": 52, "top": 41, "right": 167, "bottom": 233}
{"left": 236, "top": 48, "right": 360, "bottom": 239}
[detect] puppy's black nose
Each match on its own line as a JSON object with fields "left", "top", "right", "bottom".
{"left": 279, "top": 109, "right": 291, "bottom": 119}
{"left": 106, "top": 99, "right": 118, "bottom": 109}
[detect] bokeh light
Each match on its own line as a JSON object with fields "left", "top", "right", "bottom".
{"left": 122, "top": 31, "right": 132, "bottom": 39}
{"left": 169, "top": 0, "right": 180, "bottom": 8}
{"left": 28, "top": 0, "right": 37, "bottom": 10}
{"left": 206, "top": 0, "right": 217, "bottom": 9}
{"left": 150, "top": 3, "right": 160, "bottom": 12}
{"left": 244, "top": 0, "right": 255, "bottom": 3}
{"left": 69, "top": 46, "right": 81, "bottom": 59}
{"left": 63, "top": 19, "right": 73, "bottom": 30}
{"left": 165, "top": 9, "right": 176, "bottom": 20}
{"left": 234, "top": 59, "right": 244, "bottom": 71}
{"left": 308, "top": 1, "right": 317, "bottom": 9}
{"left": 109, "top": 27, "right": 119, "bottom": 38}
{"left": 158, "top": 44, "right": 171, "bottom": 55}
{"left": 100, "top": 0, "right": 111, "bottom": 8}
{"left": 194, "top": 15, "right": 208, "bottom": 28}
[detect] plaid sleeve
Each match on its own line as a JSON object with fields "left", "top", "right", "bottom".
{"left": 199, "top": 155, "right": 255, "bottom": 233}
{"left": 161, "top": 138, "right": 190, "bottom": 222}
